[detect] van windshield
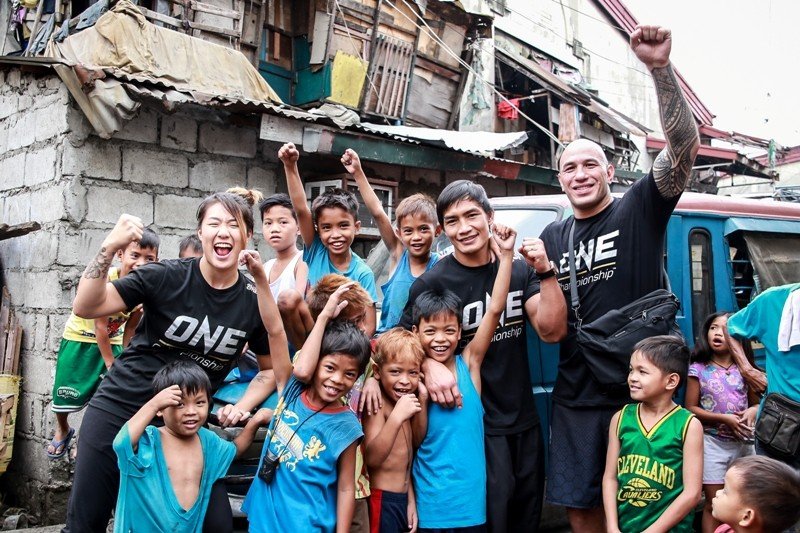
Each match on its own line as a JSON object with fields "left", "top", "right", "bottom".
{"left": 432, "top": 207, "right": 561, "bottom": 257}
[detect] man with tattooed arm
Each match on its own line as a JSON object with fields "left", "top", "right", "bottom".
{"left": 538, "top": 25, "right": 700, "bottom": 532}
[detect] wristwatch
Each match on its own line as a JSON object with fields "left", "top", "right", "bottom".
{"left": 536, "top": 261, "right": 558, "bottom": 280}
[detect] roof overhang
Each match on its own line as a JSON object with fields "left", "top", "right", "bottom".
{"left": 646, "top": 136, "right": 774, "bottom": 179}
{"left": 495, "top": 44, "right": 648, "bottom": 137}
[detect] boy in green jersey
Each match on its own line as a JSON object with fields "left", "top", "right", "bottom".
{"left": 602, "top": 336, "right": 704, "bottom": 533}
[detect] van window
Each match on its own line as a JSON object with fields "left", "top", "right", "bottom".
{"left": 742, "top": 232, "right": 800, "bottom": 288}
{"left": 726, "top": 232, "right": 759, "bottom": 309}
{"left": 689, "top": 229, "right": 715, "bottom": 342}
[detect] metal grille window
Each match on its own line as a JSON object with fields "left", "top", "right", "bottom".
{"left": 363, "top": 34, "right": 415, "bottom": 119}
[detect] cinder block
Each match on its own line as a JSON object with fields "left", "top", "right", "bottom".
{"left": 122, "top": 147, "right": 188, "bottom": 188}
{"left": 86, "top": 187, "right": 153, "bottom": 225}
{"left": 161, "top": 115, "right": 198, "bottom": 152}
{"left": 112, "top": 107, "right": 158, "bottom": 144}
{"left": 24, "top": 270, "right": 63, "bottom": 309}
{"left": 5, "top": 69, "right": 21, "bottom": 88}
{"left": 0, "top": 124, "right": 8, "bottom": 154}
{"left": 188, "top": 158, "right": 246, "bottom": 192}
{"left": 34, "top": 313, "right": 49, "bottom": 353}
{"left": 62, "top": 140, "right": 121, "bottom": 180}
{"left": 23, "top": 145, "right": 58, "bottom": 186}
{"left": 27, "top": 228, "right": 60, "bottom": 269}
{"left": 246, "top": 165, "right": 278, "bottom": 196}
{"left": 0, "top": 152, "right": 26, "bottom": 190}
{"left": 154, "top": 194, "right": 203, "bottom": 229}
{"left": 20, "top": 350, "right": 56, "bottom": 396}
{"left": 17, "top": 112, "right": 36, "bottom": 149}
{"left": 198, "top": 122, "right": 257, "bottom": 158}
{"left": 2, "top": 191, "right": 31, "bottom": 225}
{"left": 49, "top": 313, "right": 69, "bottom": 353}
{"left": 0, "top": 233, "right": 28, "bottom": 268}
{"left": 17, "top": 95, "right": 33, "bottom": 112}
{"left": 157, "top": 233, "right": 184, "bottom": 260}
{"left": 34, "top": 103, "right": 70, "bottom": 142}
{"left": 57, "top": 227, "right": 111, "bottom": 266}
{"left": 0, "top": 94, "right": 17, "bottom": 120}
{"left": 30, "top": 182, "right": 67, "bottom": 223}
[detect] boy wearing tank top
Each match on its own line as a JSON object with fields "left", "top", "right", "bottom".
{"left": 603, "top": 336, "right": 704, "bottom": 533}
{"left": 342, "top": 149, "right": 439, "bottom": 334}
{"left": 258, "top": 193, "right": 309, "bottom": 300}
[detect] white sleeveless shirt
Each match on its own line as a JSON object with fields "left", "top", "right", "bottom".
{"left": 264, "top": 251, "right": 302, "bottom": 299}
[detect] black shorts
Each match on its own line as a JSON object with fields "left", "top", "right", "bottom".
{"left": 545, "top": 403, "right": 618, "bottom": 509}
{"left": 368, "top": 489, "right": 408, "bottom": 533}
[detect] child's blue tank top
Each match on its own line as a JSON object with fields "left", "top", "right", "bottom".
{"left": 412, "top": 355, "right": 486, "bottom": 528}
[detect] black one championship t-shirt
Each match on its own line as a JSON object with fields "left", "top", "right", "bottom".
{"left": 539, "top": 172, "right": 679, "bottom": 408}
{"left": 399, "top": 255, "right": 541, "bottom": 435}
{"left": 91, "top": 258, "right": 269, "bottom": 419}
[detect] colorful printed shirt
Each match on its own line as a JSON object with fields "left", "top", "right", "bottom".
{"left": 62, "top": 268, "right": 131, "bottom": 345}
{"left": 243, "top": 376, "right": 363, "bottom": 532}
{"left": 688, "top": 362, "right": 749, "bottom": 440}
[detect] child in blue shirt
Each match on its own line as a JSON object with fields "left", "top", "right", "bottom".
{"left": 410, "top": 224, "right": 516, "bottom": 531}
{"left": 112, "top": 361, "right": 269, "bottom": 532}
{"left": 239, "top": 250, "right": 372, "bottom": 532}
{"left": 342, "top": 148, "right": 439, "bottom": 333}
{"left": 277, "top": 142, "right": 378, "bottom": 347}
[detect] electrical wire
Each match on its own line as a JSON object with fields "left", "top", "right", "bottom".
{"left": 386, "top": 0, "right": 564, "bottom": 146}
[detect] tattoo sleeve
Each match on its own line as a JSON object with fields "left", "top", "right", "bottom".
{"left": 83, "top": 247, "right": 114, "bottom": 280}
{"left": 651, "top": 65, "right": 700, "bottom": 199}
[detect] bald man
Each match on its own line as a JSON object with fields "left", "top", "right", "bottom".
{"left": 536, "top": 25, "right": 700, "bottom": 532}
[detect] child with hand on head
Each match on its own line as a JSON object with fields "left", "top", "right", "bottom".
{"left": 410, "top": 224, "right": 517, "bottom": 531}
{"left": 48, "top": 228, "right": 160, "bottom": 460}
{"left": 277, "top": 142, "right": 378, "bottom": 347}
{"left": 685, "top": 312, "right": 759, "bottom": 533}
{"left": 112, "top": 360, "right": 269, "bottom": 532}
{"left": 308, "top": 274, "right": 379, "bottom": 532}
{"left": 363, "top": 328, "right": 426, "bottom": 533}
{"left": 239, "top": 250, "right": 371, "bottom": 533}
{"left": 342, "top": 148, "right": 439, "bottom": 333}
{"left": 711, "top": 455, "right": 800, "bottom": 533}
{"left": 603, "top": 336, "right": 704, "bottom": 533}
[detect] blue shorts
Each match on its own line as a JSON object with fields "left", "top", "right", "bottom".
{"left": 546, "top": 402, "right": 618, "bottom": 509}
{"left": 368, "top": 488, "right": 408, "bottom": 533}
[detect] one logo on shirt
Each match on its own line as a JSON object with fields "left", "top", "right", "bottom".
{"left": 557, "top": 230, "right": 619, "bottom": 291}
{"left": 617, "top": 477, "right": 662, "bottom": 507}
{"left": 462, "top": 290, "right": 525, "bottom": 331}
{"left": 162, "top": 315, "right": 247, "bottom": 356}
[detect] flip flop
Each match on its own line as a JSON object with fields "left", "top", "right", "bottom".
{"left": 46, "top": 427, "right": 75, "bottom": 459}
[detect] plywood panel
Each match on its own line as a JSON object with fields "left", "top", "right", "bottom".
{"left": 405, "top": 67, "right": 458, "bottom": 128}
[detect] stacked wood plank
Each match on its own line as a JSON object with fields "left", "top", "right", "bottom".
{"left": 0, "top": 287, "right": 21, "bottom": 474}
{"left": 0, "top": 288, "right": 21, "bottom": 376}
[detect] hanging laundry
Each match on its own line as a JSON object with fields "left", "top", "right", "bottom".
{"left": 498, "top": 98, "right": 520, "bottom": 120}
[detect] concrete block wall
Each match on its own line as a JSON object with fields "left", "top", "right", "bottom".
{"left": 0, "top": 68, "right": 280, "bottom": 524}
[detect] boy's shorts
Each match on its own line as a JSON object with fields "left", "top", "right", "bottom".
{"left": 703, "top": 433, "right": 754, "bottom": 484}
{"left": 51, "top": 339, "right": 123, "bottom": 413}
{"left": 368, "top": 488, "right": 408, "bottom": 533}
{"left": 546, "top": 402, "right": 618, "bottom": 509}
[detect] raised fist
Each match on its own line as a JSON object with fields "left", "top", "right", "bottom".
{"left": 278, "top": 143, "right": 300, "bottom": 164}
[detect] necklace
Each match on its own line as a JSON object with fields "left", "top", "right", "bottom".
{"left": 712, "top": 358, "right": 734, "bottom": 375}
